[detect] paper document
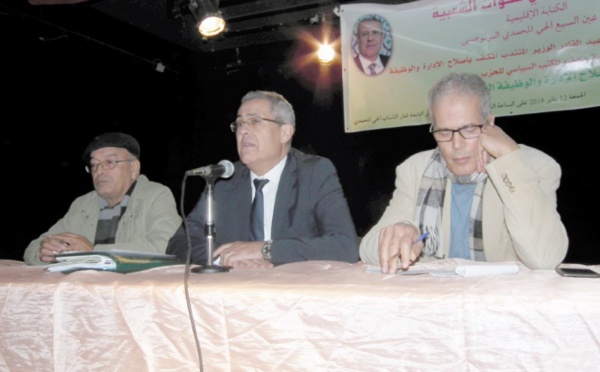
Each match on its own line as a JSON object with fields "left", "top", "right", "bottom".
{"left": 453, "top": 264, "right": 519, "bottom": 277}
{"left": 366, "top": 263, "right": 519, "bottom": 277}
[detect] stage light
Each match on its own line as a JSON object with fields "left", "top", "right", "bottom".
{"left": 189, "top": 0, "right": 225, "bottom": 38}
{"left": 317, "top": 44, "right": 335, "bottom": 64}
{"left": 198, "top": 13, "right": 225, "bottom": 37}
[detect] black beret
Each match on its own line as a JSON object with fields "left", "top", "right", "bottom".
{"left": 82, "top": 132, "right": 140, "bottom": 162}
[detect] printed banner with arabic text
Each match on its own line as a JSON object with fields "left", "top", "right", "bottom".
{"left": 340, "top": 0, "right": 600, "bottom": 132}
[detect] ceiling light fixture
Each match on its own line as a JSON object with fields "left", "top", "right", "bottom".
{"left": 189, "top": 0, "right": 226, "bottom": 38}
{"left": 315, "top": 13, "right": 336, "bottom": 64}
{"left": 317, "top": 44, "right": 335, "bottom": 64}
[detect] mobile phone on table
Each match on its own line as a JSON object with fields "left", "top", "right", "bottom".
{"left": 555, "top": 267, "right": 600, "bottom": 278}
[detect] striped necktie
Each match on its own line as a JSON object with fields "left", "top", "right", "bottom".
{"left": 368, "top": 63, "right": 377, "bottom": 75}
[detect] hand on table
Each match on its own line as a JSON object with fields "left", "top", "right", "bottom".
{"left": 39, "top": 233, "right": 93, "bottom": 263}
{"left": 214, "top": 241, "right": 273, "bottom": 269}
{"left": 378, "top": 222, "right": 424, "bottom": 274}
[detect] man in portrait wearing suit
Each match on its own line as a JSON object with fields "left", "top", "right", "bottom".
{"left": 353, "top": 16, "right": 390, "bottom": 76}
{"left": 166, "top": 90, "right": 359, "bottom": 269}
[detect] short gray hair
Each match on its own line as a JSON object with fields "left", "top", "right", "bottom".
{"left": 240, "top": 90, "right": 295, "bottom": 128}
{"left": 427, "top": 72, "right": 491, "bottom": 125}
{"left": 358, "top": 15, "right": 382, "bottom": 26}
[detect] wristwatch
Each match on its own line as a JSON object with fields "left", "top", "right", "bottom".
{"left": 261, "top": 240, "right": 273, "bottom": 261}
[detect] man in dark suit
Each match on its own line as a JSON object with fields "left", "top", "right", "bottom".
{"left": 166, "top": 91, "right": 359, "bottom": 269}
{"left": 353, "top": 16, "right": 390, "bottom": 76}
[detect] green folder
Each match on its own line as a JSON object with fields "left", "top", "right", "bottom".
{"left": 47, "top": 250, "right": 185, "bottom": 274}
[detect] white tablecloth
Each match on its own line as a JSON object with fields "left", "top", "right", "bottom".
{"left": 1, "top": 259, "right": 599, "bottom": 371}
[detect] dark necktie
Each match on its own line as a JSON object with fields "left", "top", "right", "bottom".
{"left": 250, "top": 178, "right": 269, "bottom": 241}
{"left": 368, "top": 63, "right": 377, "bottom": 75}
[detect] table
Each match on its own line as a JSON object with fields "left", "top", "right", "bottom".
{"left": 1, "top": 259, "right": 599, "bottom": 371}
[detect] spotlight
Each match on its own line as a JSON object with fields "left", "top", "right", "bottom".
{"left": 189, "top": 0, "right": 226, "bottom": 38}
{"left": 317, "top": 44, "right": 335, "bottom": 64}
{"left": 198, "top": 13, "right": 226, "bottom": 37}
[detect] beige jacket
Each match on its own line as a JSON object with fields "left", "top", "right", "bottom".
{"left": 23, "top": 175, "right": 182, "bottom": 265}
{"left": 359, "top": 145, "right": 568, "bottom": 269}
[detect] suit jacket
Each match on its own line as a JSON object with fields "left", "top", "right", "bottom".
{"left": 167, "top": 148, "right": 359, "bottom": 265}
{"left": 354, "top": 54, "right": 390, "bottom": 75}
{"left": 359, "top": 145, "right": 568, "bottom": 269}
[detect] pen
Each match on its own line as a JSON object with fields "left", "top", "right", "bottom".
{"left": 413, "top": 231, "right": 430, "bottom": 244}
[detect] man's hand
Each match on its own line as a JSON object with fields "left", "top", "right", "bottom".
{"left": 377, "top": 222, "right": 423, "bottom": 274}
{"left": 39, "top": 233, "right": 93, "bottom": 263}
{"left": 476, "top": 121, "right": 519, "bottom": 173}
{"left": 214, "top": 241, "right": 272, "bottom": 269}
{"left": 230, "top": 259, "right": 274, "bottom": 269}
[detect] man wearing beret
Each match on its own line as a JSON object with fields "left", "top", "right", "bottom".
{"left": 23, "top": 132, "right": 182, "bottom": 265}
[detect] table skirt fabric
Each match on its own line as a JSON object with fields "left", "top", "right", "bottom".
{"left": 1, "top": 259, "right": 599, "bottom": 371}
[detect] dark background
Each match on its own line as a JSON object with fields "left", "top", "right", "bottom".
{"left": 2, "top": 3, "right": 597, "bottom": 264}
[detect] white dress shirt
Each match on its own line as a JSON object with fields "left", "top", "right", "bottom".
{"left": 358, "top": 54, "right": 384, "bottom": 75}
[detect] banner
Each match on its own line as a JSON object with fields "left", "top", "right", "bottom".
{"left": 340, "top": 0, "right": 600, "bottom": 132}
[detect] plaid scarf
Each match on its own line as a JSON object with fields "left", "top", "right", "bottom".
{"left": 94, "top": 181, "right": 137, "bottom": 245}
{"left": 415, "top": 149, "right": 486, "bottom": 260}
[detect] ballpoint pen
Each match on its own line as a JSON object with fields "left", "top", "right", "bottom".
{"left": 413, "top": 231, "right": 430, "bottom": 245}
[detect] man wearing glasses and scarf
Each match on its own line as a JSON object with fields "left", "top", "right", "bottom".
{"left": 360, "top": 72, "right": 568, "bottom": 273}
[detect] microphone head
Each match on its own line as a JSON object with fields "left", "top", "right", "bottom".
{"left": 218, "top": 159, "right": 234, "bottom": 178}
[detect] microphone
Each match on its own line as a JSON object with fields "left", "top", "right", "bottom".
{"left": 186, "top": 159, "right": 234, "bottom": 178}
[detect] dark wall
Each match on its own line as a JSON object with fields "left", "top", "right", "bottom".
{"left": 2, "top": 6, "right": 596, "bottom": 264}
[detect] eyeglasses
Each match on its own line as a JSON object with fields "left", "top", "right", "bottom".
{"left": 359, "top": 30, "right": 382, "bottom": 38}
{"left": 85, "top": 159, "right": 134, "bottom": 173}
{"left": 229, "top": 116, "right": 283, "bottom": 133}
{"left": 430, "top": 123, "right": 487, "bottom": 142}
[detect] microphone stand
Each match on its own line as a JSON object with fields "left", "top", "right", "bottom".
{"left": 191, "top": 176, "right": 229, "bottom": 274}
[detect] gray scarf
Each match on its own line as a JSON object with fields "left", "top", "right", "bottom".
{"left": 94, "top": 181, "right": 137, "bottom": 245}
{"left": 415, "top": 149, "right": 486, "bottom": 260}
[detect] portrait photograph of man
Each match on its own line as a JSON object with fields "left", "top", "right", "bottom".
{"left": 351, "top": 14, "right": 392, "bottom": 76}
